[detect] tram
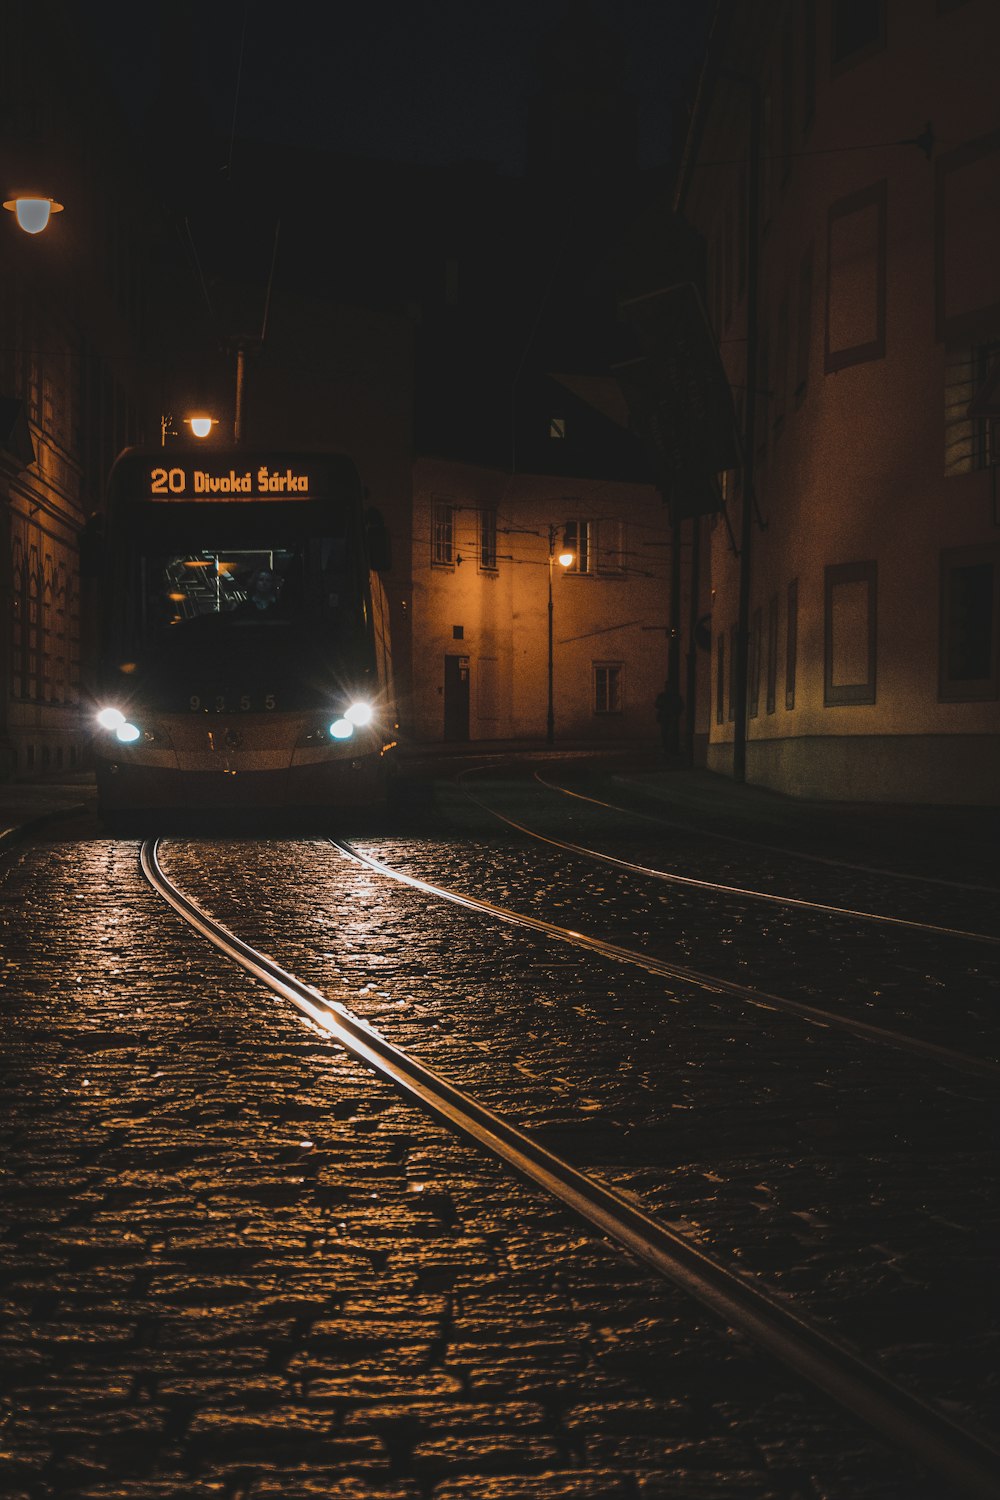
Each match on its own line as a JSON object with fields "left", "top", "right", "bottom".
{"left": 91, "top": 446, "right": 396, "bottom": 826}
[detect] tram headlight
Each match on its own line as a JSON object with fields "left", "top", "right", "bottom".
{"left": 96, "top": 707, "right": 126, "bottom": 730}
{"left": 344, "top": 700, "right": 374, "bottom": 727}
{"left": 329, "top": 718, "right": 354, "bottom": 740}
{"left": 115, "top": 722, "right": 142, "bottom": 743}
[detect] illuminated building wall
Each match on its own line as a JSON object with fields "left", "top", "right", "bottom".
{"left": 678, "top": 0, "right": 1000, "bottom": 802}
{"left": 410, "top": 458, "right": 671, "bottom": 744}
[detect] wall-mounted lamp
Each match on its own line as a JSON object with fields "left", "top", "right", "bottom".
{"left": 185, "top": 415, "right": 217, "bottom": 439}
{"left": 3, "top": 196, "right": 64, "bottom": 234}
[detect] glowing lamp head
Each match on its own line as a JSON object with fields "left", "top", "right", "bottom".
{"left": 186, "top": 415, "right": 215, "bottom": 439}
{"left": 344, "top": 701, "right": 373, "bottom": 726}
{"left": 3, "top": 197, "right": 64, "bottom": 234}
{"left": 329, "top": 718, "right": 353, "bottom": 740}
{"left": 557, "top": 549, "right": 574, "bottom": 568}
{"left": 96, "top": 707, "right": 126, "bottom": 730}
{"left": 115, "top": 722, "right": 141, "bottom": 743}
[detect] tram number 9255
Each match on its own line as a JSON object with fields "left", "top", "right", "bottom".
{"left": 189, "top": 694, "right": 277, "bottom": 712}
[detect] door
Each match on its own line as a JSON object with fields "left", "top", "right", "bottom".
{"left": 443, "top": 654, "right": 470, "bottom": 741}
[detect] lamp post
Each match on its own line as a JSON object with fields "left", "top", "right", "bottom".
{"left": 546, "top": 523, "right": 575, "bottom": 746}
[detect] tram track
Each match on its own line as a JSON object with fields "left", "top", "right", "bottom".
{"left": 333, "top": 838, "right": 999, "bottom": 1082}
{"left": 538, "top": 771, "right": 1000, "bottom": 897}
{"left": 141, "top": 835, "right": 1000, "bottom": 1499}
{"left": 459, "top": 772, "right": 1000, "bottom": 946}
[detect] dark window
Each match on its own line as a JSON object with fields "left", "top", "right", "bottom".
{"left": 749, "top": 606, "right": 762, "bottom": 717}
{"left": 737, "top": 157, "right": 748, "bottom": 297}
{"left": 786, "top": 578, "right": 798, "bottom": 710}
{"left": 774, "top": 294, "right": 789, "bottom": 435}
{"left": 831, "top": 0, "right": 885, "bottom": 67}
{"left": 767, "top": 594, "right": 778, "bottom": 713}
{"left": 452, "top": 624, "right": 464, "bottom": 640}
{"left": 825, "top": 181, "right": 887, "bottom": 373}
{"left": 795, "top": 245, "right": 814, "bottom": 402}
{"left": 779, "top": 20, "right": 793, "bottom": 183}
{"left": 940, "top": 548, "right": 999, "bottom": 699}
{"left": 803, "top": 0, "right": 816, "bottom": 130}
{"left": 479, "top": 508, "right": 497, "bottom": 571}
{"left": 824, "top": 560, "right": 877, "bottom": 706}
{"left": 432, "top": 501, "right": 454, "bottom": 566}
{"left": 594, "top": 662, "right": 623, "bottom": 714}
{"left": 944, "top": 343, "right": 1000, "bottom": 476}
{"left": 728, "top": 623, "right": 737, "bottom": 721}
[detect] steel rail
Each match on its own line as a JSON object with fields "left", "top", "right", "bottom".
{"left": 332, "top": 840, "right": 999, "bottom": 1082}
{"left": 142, "top": 836, "right": 999, "bottom": 1498}
{"left": 536, "top": 770, "right": 1000, "bottom": 900}
{"left": 459, "top": 775, "right": 999, "bottom": 946}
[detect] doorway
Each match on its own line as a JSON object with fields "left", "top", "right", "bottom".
{"left": 444, "top": 654, "right": 470, "bottom": 741}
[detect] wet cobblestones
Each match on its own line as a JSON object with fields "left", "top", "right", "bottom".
{"left": 0, "top": 812, "right": 993, "bottom": 1496}
{"left": 159, "top": 824, "right": 999, "bottom": 1450}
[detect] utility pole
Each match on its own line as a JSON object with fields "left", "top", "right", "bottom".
{"left": 733, "top": 80, "right": 761, "bottom": 785}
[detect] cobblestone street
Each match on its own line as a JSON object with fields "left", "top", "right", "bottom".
{"left": 0, "top": 764, "right": 997, "bottom": 1498}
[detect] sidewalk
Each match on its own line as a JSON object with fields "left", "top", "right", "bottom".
{"left": 0, "top": 772, "right": 97, "bottom": 852}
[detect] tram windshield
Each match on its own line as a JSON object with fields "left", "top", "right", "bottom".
{"left": 116, "top": 502, "right": 364, "bottom": 652}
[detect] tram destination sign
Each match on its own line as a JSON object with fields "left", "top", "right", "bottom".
{"left": 145, "top": 460, "right": 315, "bottom": 500}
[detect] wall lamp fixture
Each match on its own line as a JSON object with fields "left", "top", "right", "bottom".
{"left": 3, "top": 196, "right": 64, "bottom": 234}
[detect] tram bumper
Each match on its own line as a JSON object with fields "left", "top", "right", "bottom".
{"left": 95, "top": 718, "right": 393, "bottom": 820}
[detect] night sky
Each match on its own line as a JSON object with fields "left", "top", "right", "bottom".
{"left": 89, "top": 0, "right": 713, "bottom": 176}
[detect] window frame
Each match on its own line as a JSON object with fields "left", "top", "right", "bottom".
{"left": 431, "top": 499, "right": 455, "bottom": 568}
{"left": 478, "top": 506, "right": 497, "bottom": 572}
{"left": 593, "top": 660, "right": 624, "bottom": 715}
{"left": 824, "top": 560, "right": 877, "bottom": 706}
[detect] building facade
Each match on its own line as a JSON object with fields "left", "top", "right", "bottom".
{"left": 676, "top": 0, "right": 1000, "bottom": 802}
{"left": 410, "top": 456, "right": 671, "bottom": 745}
{"left": 0, "top": 1, "right": 175, "bottom": 778}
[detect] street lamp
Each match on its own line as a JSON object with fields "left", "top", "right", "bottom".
{"left": 546, "top": 523, "right": 575, "bottom": 746}
{"left": 185, "top": 415, "right": 217, "bottom": 439}
{"left": 3, "top": 196, "right": 64, "bottom": 234}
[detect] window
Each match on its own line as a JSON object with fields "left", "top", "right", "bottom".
{"left": 831, "top": 0, "right": 885, "bottom": 68}
{"left": 728, "top": 623, "right": 737, "bottom": 721}
{"left": 431, "top": 501, "right": 454, "bottom": 566}
{"left": 479, "top": 507, "right": 497, "bottom": 571}
{"left": 803, "top": 0, "right": 816, "bottom": 131}
{"left": 723, "top": 199, "right": 734, "bottom": 327}
{"left": 766, "top": 594, "right": 778, "bottom": 713}
{"left": 594, "top": 662, "right": 623, "bottom": 714}
{"left": 774, "top": 294, "right": 789, "bottom": 435}
{"left": 944, "top": 343, "right": 1000, "bottom": 476}
{"left": 795, "top": 245, "right": 814, "bottom": 403}
{"left": 549, "top": 417, "right": 566, "bottom": 439}
{"left": 824, "top": 561, "right": 877, "bottom": 705}
{"left": 749, "top": 606, "right": 762, "bottom": 717}
{"left": 825, "top": 181, "right": 887, "bottom": 373}
{"left": 563, "top": 519, "right": 625, "bottom": 576}
{"left": 563, "top": 519, "right": 592, "bottom": 574}
{"left": 940, "top": 547, "right": 999, "bottom": 700}
{"left": 786, "top": 578, "right": 798, "bottom": 709}
{"left": 779, "top": 20, "right": 793, "bottom": 184}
